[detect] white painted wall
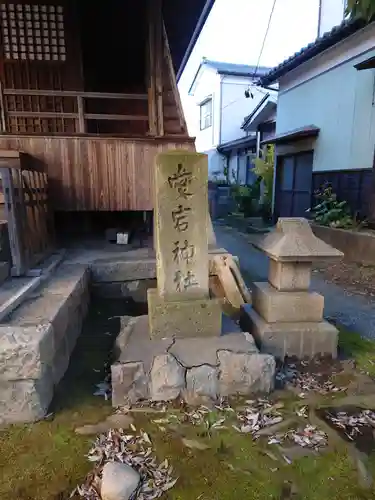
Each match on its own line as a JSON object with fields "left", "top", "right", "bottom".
{"left": 276, "top": 28, "right": 375, "bottom": 173}
{"left": 318, "top": 0, "right": 346, "bottom": 37}
{"left": 188, "top": 67, "right": 221, "bottom": 153}
{"left": 220, "top": 75, "right": 266, "bottom": 144}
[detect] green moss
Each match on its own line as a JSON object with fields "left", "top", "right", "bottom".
{"left": 2, "top": 302, "right": 375, "bottom": 499}
{"left": 338, "top": 327, "right": 375, "bottom": 377}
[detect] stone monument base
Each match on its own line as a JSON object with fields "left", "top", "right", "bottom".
{"left": 147, "top": 288, "right": 222, "bottom": 339}
{"left": 111, "top": 315, "right": 275, "bottom": 405}
{"left": 241, "top": 304, "right": 338, "bottom": 359}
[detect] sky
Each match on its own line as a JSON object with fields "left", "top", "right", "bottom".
{"left": 178, "top": 0, "right": 320, "bottom": 134}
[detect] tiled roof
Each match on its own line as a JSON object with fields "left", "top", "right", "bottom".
{"left": 188, "top": 58, "right": 272, "bottom": 93}
{"left": 202, "top": 59, "right": 271, "bottom": 77}
{"left": 259, "top": 17, "right": 369, "bottom": 86}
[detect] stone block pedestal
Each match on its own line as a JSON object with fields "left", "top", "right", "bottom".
{"left": 147, "top": 288, "right": 222, "bottom": 339}
{"left": 241, "top": 304, "right": 338, "bottom": 359}
{"left": 111, "top": 315, "right": 276, "bottom": 406}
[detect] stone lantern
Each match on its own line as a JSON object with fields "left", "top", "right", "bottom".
{"left": 241, "top": 218, "right": 343, "bottom": 359}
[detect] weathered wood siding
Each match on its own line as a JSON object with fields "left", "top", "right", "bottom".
{"left": 0, "top": 135, "right": 195, "bottom": 211}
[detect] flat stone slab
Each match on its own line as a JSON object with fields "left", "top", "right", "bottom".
{"left": 169, "top": 333, "right": 258, "bottom": 367}
{"left": 241, "top": 304, "right": 338, "bottom": 359}
{"left": 111, "top": 314, "right": 275, "bottom": 405}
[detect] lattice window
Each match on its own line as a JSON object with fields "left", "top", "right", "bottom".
{"left": 0, "top": 4, "right": 66, "bottom": 61}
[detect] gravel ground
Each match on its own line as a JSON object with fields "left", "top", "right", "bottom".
{"left": 214, "top": 223, "right": 375, "bottom": 341}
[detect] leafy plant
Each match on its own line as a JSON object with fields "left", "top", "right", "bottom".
{"left": 345, "top": 0, "right": 375, "bottom": 20}
{"left": 254, "top": 145, "right": 275, "bottom": 222}
{"left": 230, "top": 178, "right": 262, "bottom": 217}
{"left": 308, "top": 183, "right": 365, "bottom": 229}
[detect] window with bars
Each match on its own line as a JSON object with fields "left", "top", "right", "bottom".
{"left": 0, "top": 3, "right": 66, "bottom": 61}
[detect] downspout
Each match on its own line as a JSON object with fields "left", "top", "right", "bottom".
{"left": 317, "top": 0, "right": 322, "bottom": 38}
{"left": 218, "top": 76, "right": 223, "bottom": 146}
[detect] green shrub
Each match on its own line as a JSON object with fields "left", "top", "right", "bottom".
{"left": 308, "top": 183, "right": 366, "bottom": 229}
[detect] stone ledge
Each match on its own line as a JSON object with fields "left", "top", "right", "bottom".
{"left": 90, "top": 249, "right": 238, "bottom": 283}
{"left": 0, "top": 263, "right": 90, "bottom": 424}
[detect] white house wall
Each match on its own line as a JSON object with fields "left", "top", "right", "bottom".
{"left": 220, "top": 74, "right": 265, "bottom": 144}
{"left": 190, "top": 67, "right": 221, "bottom": 153}
{"left": 276, "top": 46, "right": 375, "bottom": 172}
{"left": 318, "top": 0, "right": 346, "bottom": 37}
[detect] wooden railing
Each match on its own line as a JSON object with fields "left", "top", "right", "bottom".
{"left": 0, "top": 150, "right": 54, "bottom": 276}
{"left": 0, "top": 87, "right": 150, "bottom": 135}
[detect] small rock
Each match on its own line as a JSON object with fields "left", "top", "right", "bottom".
{"left": 106, "top": 413, "right": 135, "bottom": 429}
{"left": 75, "top": 422, "right": 110, "bottom": 435}
{"left": 75, "top": 414, "right": 135, "bottom": 436}
{"left": 149, "top": 354, "right": 185, "bottom": 401}
{"left": 101, "top": 462, "right": 140, "bottom": 500}
{"left": 181, "top": 437, "right": 210, "bottom": 450}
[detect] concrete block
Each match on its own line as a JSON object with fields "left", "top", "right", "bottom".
{"left": 252, "top": 282, "right": 324, "bottom": 323}
{"left": 218, "top": 351, "right": 275, "bottom": 395}
{"left": 147, "top": 288, "right": 222, "bottom": 339}
{"left": 111, "top": 362, "right": 149, "bottom": 406}
{"left": 0, "top": 324, "right": 54, "bottom": 381}
{"left": 241, "top": 305, "right": 338, "bottom": 359}
{"left": 52, "top": 336, "right": 70, "bottom": 385}
{"left": 268, "top": 260, "right": 312, "bottom": 291}
{"left": 0, "top": 376, "right": 54, "bottom": 424}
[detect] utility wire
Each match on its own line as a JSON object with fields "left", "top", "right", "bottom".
{"left": 217, "top": 0, "right": 278, "bottom": 112}
{"left": 254, "top": 0, "right": 278, "bottom": 77}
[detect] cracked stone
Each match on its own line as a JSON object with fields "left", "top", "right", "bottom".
{"left": 149, "top": 354, "right": 185, "bottom": 401}
{"left": 186, "top": 365, "right": 218, "bottom": 399}
{"left": 218, "top": 351, "right": 275, "bottom": 396}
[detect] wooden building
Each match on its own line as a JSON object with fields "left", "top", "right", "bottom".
{"left": 0, "top": 0, "right": 214, "bottom": 235}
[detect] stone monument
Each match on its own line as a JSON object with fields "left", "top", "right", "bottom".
{"left": 111, "top": 151, "right": 276, "bottom": 405}
{"left": 241, "top": 218, "right": 343, "bottom": 359}
{"left": 148, "top": 150, "right": 222, "bottom": 339}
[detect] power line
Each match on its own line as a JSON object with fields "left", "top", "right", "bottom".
{"left": 221, "top": 86, "right": 269, "bottom": 111}
{"left": 254, "top": 0, "right": 277, "bottom": 77}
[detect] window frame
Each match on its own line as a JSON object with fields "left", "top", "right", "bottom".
{"left": 199, "top": 97, "right": 212, "bottom": 131}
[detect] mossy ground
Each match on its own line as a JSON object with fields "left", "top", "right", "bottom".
{"left": 1, "top": 299, "right": 375, "bottom": 500}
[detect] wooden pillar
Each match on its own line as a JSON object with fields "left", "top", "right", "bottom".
{"left": 147, "top": 0, "right": 164, "bottom": 136}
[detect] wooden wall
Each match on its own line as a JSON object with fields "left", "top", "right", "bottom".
{"left": 0, "top": 135, "right": 195, "bottom": 211}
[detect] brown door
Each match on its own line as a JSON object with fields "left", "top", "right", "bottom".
{"left": 275, "top": 151, "right": 313, "bottom": 218}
